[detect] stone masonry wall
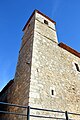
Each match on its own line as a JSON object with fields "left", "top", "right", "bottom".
{"left": 29, "top": 12, "right": 80, "bottom": 120}
{"left": 0, "top": 13, "right": 35, "bottom": 120}
{"left": 0, "top": 10, "right": 80, "bottom": 120}
{"left": 0, "top": 80, "right": 14, "bottom": 120}
{"left": 13, "top": 14, "right": 35, "bottom": 105}
{"left": 8, "top": 14, "right": 35, "bottom": 120}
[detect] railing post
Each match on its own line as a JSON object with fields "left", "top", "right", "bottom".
{"left": 65, "top": 111, "right": 69, "bottom": 120}
{"left": 27, "top": 106, "right": 30, "bottom": 120}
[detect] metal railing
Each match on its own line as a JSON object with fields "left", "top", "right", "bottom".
{"left": 0, "top": 102, "right": 80, "bottom": 120}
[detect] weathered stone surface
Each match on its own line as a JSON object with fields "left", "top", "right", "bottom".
{"left": 0, "top": 10, "right": 80, "bottom": 120}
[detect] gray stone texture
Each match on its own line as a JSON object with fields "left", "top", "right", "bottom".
{"left": 0, "top": 10, "right": 80, "bottom": 120}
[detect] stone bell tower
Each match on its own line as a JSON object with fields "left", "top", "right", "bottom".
{"left": 14, "top": 10, "right": 80, "bottom": 115}
{"left": 1, "top": 9, "right": 80, "bottom": 120}
{"left": 14, "top": 10, "right": 58, "bottom": 107}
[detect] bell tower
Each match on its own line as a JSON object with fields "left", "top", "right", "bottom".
{"left": 14, "top": 10, "right": 58, "bottom": 107}
{"left": 1, "top": 10, "right": 80, "bottom": 120}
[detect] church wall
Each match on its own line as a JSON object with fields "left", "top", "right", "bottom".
{"left": 29, "top": 12, "right": 80, "bottom": 120}
{"left": 0, "top": 10, "right": 80, "bottom": 120}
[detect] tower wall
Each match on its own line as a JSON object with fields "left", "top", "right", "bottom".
{"left": 29, "top": 11, "right": 80, "bottom": 120}
{"left": 0, "top": 12, "right": 35, "bottom": 120}
{"left": 13, "top": 14, "right": 35, "bottom": 106}
{"left": 0, "top": 10, "right": 80, "bottom": 120}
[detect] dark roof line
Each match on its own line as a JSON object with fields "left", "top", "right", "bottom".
{"left": 0, "top": 79, "right": 14, "bottom": 97}
{"left": 22, "top": 9, "right": 56, "bottom": 31}
{"left": 58, "top": 42, "right": 80, "bottom": 58}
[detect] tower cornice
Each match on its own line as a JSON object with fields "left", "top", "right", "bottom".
{"left": 22, "top": 9, "right": 56, "bottom": 31}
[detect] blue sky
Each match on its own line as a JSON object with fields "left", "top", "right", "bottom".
{"left": 0, "top": 0, "right": 80, "bottom": 91}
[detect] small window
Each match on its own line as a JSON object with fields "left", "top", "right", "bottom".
{"left": 51, "top": 90, "right": 54, "bottom": 95}
{"left": 50, "top": 87, "right": 56, "bottom": 97}
{"left": 75, "top": 63, "right": 80, "bottom": 72}
{"left": 44, "top": 20, "right": 48, "bottom": 25}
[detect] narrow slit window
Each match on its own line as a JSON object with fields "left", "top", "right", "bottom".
{"left": 44, "top": 20, "right": 48, "bottom": 25}
{"left": 75, "top": 63, "right": 80, "bottom": 72}
{"left": 51, "top": 90, "right": 54, "bottom": 95}
{"left": 50, "top": 87, "right": 56, "bottom": 97}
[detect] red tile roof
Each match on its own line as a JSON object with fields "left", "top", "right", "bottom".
{"left": 58, "top": 42, "right": 80, "bottom": 58}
